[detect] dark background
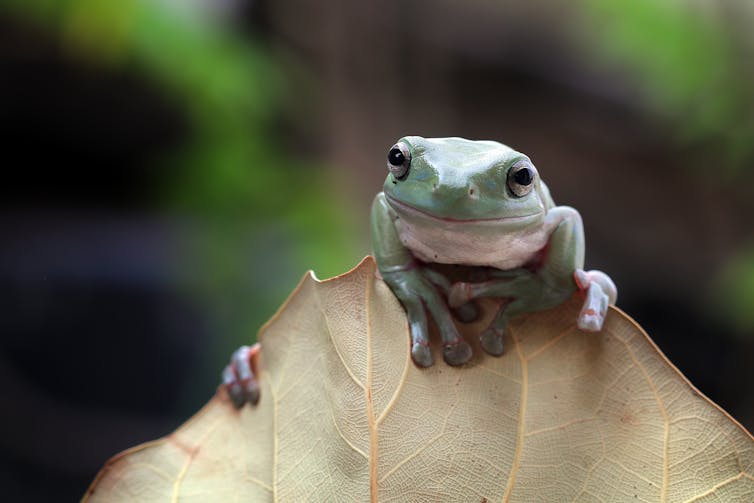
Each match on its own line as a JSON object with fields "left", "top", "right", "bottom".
{"left": 1, "top": 1, "right": 753, "bottom": 500}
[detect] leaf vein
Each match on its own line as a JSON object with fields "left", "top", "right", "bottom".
{"left": 365, "top": 269, "right": 378, "bottom": 503}
{"left": 616, "top": 330, "right": 669, "bottom": 502}
{"left": 171, "top": 417, "right": 224, "bottom": 503}
{"left": 329, "top": 404, "right": 368, "bottom": 460}
{"left": 244, "top": 475, "right": 274, "bottom": 493}
{"left": 681, "top": 472, "right": 751, "bottom": 503}
{"left": 375, "top": 333, "right": 411, "bottom": 425}
{"left": 501, "top": 327, "right": 528, "bottom": 503}
{"left": 527, "top": 325, "right": 576, "bottom": 360}
{"left": 315, "top": 288, "right": 366, "bottom": 391}
{"left": 524, "top": 416, "right": 599, "bottom": 437}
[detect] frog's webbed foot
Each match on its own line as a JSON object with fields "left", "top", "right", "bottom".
{"left": 411, "top": 342, "right": 433, "bottom": 368}
{"left": 477, "top": 299, "right": 531, "bottom": 357}
{"left": 479, "top": 326, "right": 505, "bottom": 356}
{"left": 574, "top": 269, "right": 617, "bottom": 332}
{"left": 222, "top": 343, "right": 261, "bottom": 408}
{"left": 383, "top": 267, "right": 473, "bottom": 367}
{"left": 399, "top": 292, "right": 433, "bottom": 367}
{"left": 443, "top": 337, "right": 473, "bottom": 366}
{"left": 412, "top": 333, "right": 471, "bottom": 368}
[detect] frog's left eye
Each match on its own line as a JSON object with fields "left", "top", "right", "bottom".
{"left": 387, "top": 142, "right": 411, "bottom": 180}
{"left": 507, "top": 161, "right": 537, "bottom": 197}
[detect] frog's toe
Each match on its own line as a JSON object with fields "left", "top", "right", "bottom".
{"left": 453, "top": 301, "right": 479, "bottom": 323}
{"left": 412, "top": 342, "right": 434, "bottom": 368}
{"left": 576, "top": 276, "right": 610, "bottom": 332}
{"left": 443, "top": 339, "right": 473, "bottom": 366}
{"left": 223, "top": 365, "right": 246, "bottom": 408}
{"left": 241, "top": 375, "right": 260, "bottom": 405}
{"left": 577, "top": 308, "right": 604, "bottom": 332}
{"left": 448, "top": 282, "right": 473, "bottom": 308}
{"left": 222, "top": 344, "right": 261, "bottom": 408}
{"left": 480, "top": 327, "right": 505, "bottom": 356}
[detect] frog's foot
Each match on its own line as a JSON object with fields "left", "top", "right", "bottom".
{"left": 452, "top": 301, "right": 479, "bottom": 323}
{"left": 382, "top": 266, "right": 473, "bottom": 367}
{"left": 578, "top": 308, "right": 603, "bottom": 332}
{"left": 400, "top": 295, "right": 435, "bottom": 368}
{"left": 576, "top": 283, "right": 607, "bottom": 332}
{"left": 412, "top": 341, "right": 433, "bottom": 368}
{"left": 478, "top": 297, "right": 534, "bottom": 357}
{"left": 574, "top": 269, "right": 616, "bottom": 332}
{"left": 479, "top": 327, "right": 505, "bottom": 356}
{"left": 443, "top": 338, "right": 473, "bottom": 366}
{"left": 448, "top": 281, "right": 473, "bottom": 309}
{"left": 222, "top": 344, "right": 261, "bottom": 408}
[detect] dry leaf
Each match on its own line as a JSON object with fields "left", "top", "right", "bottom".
{"left": 85, "top": 257, "right": 754, "bottom": 502}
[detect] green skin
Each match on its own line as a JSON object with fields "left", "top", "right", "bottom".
{"left": 223, "top": 136, "right": 617, "bottom": 406}
{"left": 372, "top": 136, "right": 616, "bottom": 367}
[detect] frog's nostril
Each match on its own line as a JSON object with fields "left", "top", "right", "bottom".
{"left": 468, "top": 184, "right": 480, "bottom": 200}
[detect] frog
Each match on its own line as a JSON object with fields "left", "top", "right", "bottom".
{"left": 223, "top": 136, "right": 617, "bottom": 407}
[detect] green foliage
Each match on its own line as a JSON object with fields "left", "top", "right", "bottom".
{"left": 581, "top": 0, "right": 754, "bottom": 170}
{"left": 1, "top": 0, "right": 359, "bottom": 398}
{"left": 580, "top": 0, "right": 754, "bottom": 336}
{"left": 718, "top": 246, "right": 754, "bottom": 334}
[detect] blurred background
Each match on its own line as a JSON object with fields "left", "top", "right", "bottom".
{"left": 1, "top": 0, "right": 753, "bottom": 500}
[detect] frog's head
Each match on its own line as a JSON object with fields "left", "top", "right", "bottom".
{"left": 382, "top": 136, "right": 552, "bottom": 224}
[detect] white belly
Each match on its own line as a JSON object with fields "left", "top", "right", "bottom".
{"left": 393, "top": 210, "right": 551, "bottom": 270}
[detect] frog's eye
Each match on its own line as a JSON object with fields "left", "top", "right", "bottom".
{"left": 507, "top": 161, "right": 537, "bottom": 197}
{"left": 387, "top": 142, "right": 411, "bottom": 180}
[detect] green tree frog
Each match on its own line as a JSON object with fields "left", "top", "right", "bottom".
{"left": 223, "top": 136, "right": 617, "bottom": 407}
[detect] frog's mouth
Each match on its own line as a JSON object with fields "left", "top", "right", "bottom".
{"left": 385, "top": 194, "right": 543, "bottom": 225}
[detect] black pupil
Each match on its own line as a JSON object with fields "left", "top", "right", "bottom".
{"left": 513, "top": 167, "right": 533, "bottom": 186}
{"left": 388, "top": 148, "right": 405, "bottom": 166}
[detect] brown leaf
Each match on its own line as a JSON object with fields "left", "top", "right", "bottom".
{"left": 85, "top": 257, "right": 754, "bottom": 502}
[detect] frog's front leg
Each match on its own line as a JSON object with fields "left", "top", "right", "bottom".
{"left": 421, "top": 267, "right": 479, "bottom": 323}
{"left": 450, "top": 206, "right": 617, "bottom": 355}
{"left": 537, "top": 206, "right": 617, "bottom": 331}
{"left": 381, "top": 267, "right": 472, "bottom": 367}
{"left": 372, "top": 193, "right": 472, "bottom": 367}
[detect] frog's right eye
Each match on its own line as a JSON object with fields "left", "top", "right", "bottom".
{"left": 507, "top": 161, "right": 537, "bottom": 197}
{"left": 387, "top": 142, "right": 411, "bottom": 180}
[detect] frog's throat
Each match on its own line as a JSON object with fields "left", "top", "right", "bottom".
{"left": 385, "top": 195, "right": 549, "bottom": 269}
{"left": 385, "top": 194, "right": 542, "bottom": 224}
